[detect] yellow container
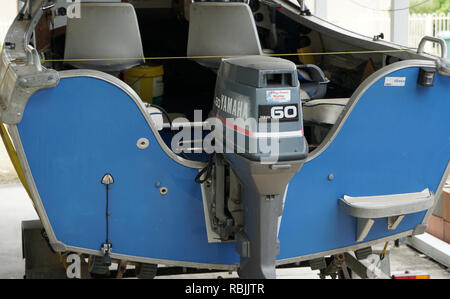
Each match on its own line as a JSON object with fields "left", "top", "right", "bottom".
{"left": 297, "top": 46, "right": 315, "bottom": 65}
{"left": 124, "top": 65, "right": 164, "bottom": 105}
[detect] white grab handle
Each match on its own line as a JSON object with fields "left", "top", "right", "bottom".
{"left": 417, "top": 36, "right": 447, "bottom": 58}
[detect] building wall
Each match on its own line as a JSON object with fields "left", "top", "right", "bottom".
{"left": 0, "top": 0, "right": 17, "bottom": 20}
{"left": 326, "top": 0, "right": 393, "bottom": 41}
{"left": 0, "top": 0, "right": 18, "bottom": 43}
{"left": 0, "top": 1, "right": 18, "bottom": 182}
{"left": 292, "top": 0, "right": 409, "bottom": 44}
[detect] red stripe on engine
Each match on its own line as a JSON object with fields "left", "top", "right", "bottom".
{"left": 216, "top": 115, "right": 255, "bottom": 137}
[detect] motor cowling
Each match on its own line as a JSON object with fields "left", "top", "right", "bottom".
{"left": 212, "top": 56, "right": 308, "bottom": 162}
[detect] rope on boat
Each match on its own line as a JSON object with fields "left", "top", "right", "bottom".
{"left": 380, "top": 241, "right": 389, "bottom": 261}
{"left": 41, "top": 48, "right": 419, "bottom": 63}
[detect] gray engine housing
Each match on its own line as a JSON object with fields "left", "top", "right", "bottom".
{"left": 213, "top": 56, "right": 308, "bottom": 162}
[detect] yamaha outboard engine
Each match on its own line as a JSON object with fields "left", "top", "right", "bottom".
{"left": 202, "top": 56, "right": 308, "bottom": 278}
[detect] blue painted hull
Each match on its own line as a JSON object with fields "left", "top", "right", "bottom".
{"left": 15, "top": 65, "right": 450, "bottom": 266}
{"left": 280, "top": 67, "right": 449, "bottom": 259}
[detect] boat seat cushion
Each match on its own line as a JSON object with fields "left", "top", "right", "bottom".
{"left": 64, "top": 3, "right": 144, "bottom": 73}
{"left": 187, "top": 2, "right": 263, "bottom": 70}
{"left": 302, "top": 98, "right": 350, "bottom": 125}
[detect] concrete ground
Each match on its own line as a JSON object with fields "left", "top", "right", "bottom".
{"left": 0, "top": 141, "right": 19, "bottom": 184}
{"left": 0, "top": 183, "right": 449, "bottom": 279}
{"left": 0, "top": 183, "right": 37, "bottom": 278}
{"left": 390, "top": 241, "right": 450, "bottom": 279}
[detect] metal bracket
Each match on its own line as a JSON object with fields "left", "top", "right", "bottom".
{"left": 296, "top": 0, "right": 311, "bottom": 16}
{"left": 387, "top": 215, "right": 405, "bottom": 231}
{"left": 0, "top": 0, "right": 60, "bottom": 124}
{"left": 412, "top": 223, "right": 428, "bottom": 236}
{"left": 101, "top": 173, "right": 114, "bottom": 185}
{"left": 357, "top": 218, "right": 375, "bottom": 243}
{"left": 437, "top": 58, "right": 450, "bottom": 77}
{"left": 319, "top": 252, "right": 391, "bottom": 279}
{"left": 101, "top": 243, "right": 112, "bottom": 266}
{"left": 41, "top": 0, "right": 56, "bottom": 11}
{"left": 235, "top": 232, "right": 250, "bottom": 258}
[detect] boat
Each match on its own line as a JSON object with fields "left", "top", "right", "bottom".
{"left": 0, "top": 0, "right": 449, "bottom": 279}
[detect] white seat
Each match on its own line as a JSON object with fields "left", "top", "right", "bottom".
{"left": 302, "top": 98, "right": 350, "bottom": 125}
{"left": 64, "top": 3, "right": 144, "bottom": 73}
{"left": 187, "top": 2, "right": 264, "bottom": 70}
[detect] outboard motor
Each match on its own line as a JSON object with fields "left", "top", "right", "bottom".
{"left": 204, "top": 56, "right": 308, "bottom": 278}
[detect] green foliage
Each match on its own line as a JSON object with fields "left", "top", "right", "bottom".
{"left": 410, "top": 0, "right": 450, "bottom": 14}
{"left": 436, "top": 0, "right": 450, "bottom": 13}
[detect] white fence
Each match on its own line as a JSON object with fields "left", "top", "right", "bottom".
{"left": 409, "top": 13, "right": 450, "bottom": 56}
